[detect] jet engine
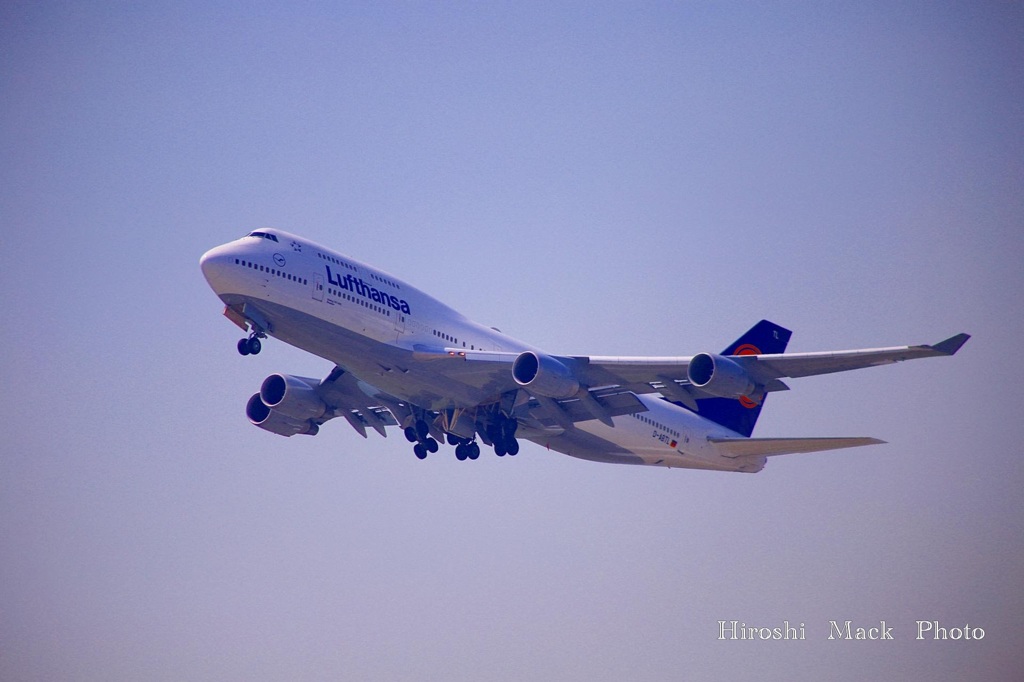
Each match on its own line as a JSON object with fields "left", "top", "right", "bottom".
{"left": 512, "top": 351, "right": 580, "bottom": 399}
{"left": 259, "top": 374, "right": 327, "bottom": 421}
{"left": 687, "top": 353, "right": 757, "bottom": 399}
{"left": 244, "top": 374, "right": 326, "bottom": 437}
{"left": 246, "top": 393, "right": 319, "bottom": 436}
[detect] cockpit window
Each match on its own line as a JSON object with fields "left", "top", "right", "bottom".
{"left": 246, "top": 231, "right": 279, "bottom": 242}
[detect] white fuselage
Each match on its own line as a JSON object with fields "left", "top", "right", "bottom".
{"left": 200, "top": 229, "right": 760, "bottom": 472}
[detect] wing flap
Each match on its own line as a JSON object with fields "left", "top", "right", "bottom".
{"left": 521, "top": 390, "right": 647, "bottom": 428}
{"left": 316, "top": 366, "right": 400, "bottom": 437}
{"left": 710, "top": 437, "right": 886, "bottom": 458}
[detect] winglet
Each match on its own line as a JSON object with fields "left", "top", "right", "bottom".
{"left": 930, "top": 333, "right": 970, "bottom": 356}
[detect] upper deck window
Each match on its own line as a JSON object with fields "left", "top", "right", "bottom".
{"left": 247, "top": 231, "right": 279, "bottom": 242}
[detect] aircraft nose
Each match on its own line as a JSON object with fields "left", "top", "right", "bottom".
{"left": 200, "top": 243, "right": 234, "bottom": 289}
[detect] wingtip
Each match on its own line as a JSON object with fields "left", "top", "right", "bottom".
{"left": 931, "top": 333, "right": 970, "bottom": 356}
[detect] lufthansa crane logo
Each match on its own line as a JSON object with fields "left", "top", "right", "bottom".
{"left": 273, "top": 253, "right": 286, "bottom": 267}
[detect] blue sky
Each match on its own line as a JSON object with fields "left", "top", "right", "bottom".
{"left": 2, "top": 2, "right": 1022, "bottom": 679}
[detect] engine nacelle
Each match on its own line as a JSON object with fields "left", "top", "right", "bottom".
{"left": 259, "top": 374, "right": 327, "bottom": 421}
{"left": 687, "top": 353, "right": 757, "bottom": 399}
{"left": 246, "top": 393, "right": 319, "bottom": 437}
{"left": 512, "top": 351, "right": 580, "bottom": 399}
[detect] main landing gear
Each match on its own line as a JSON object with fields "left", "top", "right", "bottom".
{"left": 405, "top": 420, "right": 440, "bottom": 460}
{"left": 237, "top": 332, "right": 265, "bottom": 356}
{"left": 450, "top": 436, "right": 481, "bottom": 461}
{"left": 404, "top": 416, "right": 519, "bottom": 461}
{"left": 487, "top": 415, "right": 520, "bottom": 457}
{"left": 481, "top": 413, "right": 520, "bottom": 456}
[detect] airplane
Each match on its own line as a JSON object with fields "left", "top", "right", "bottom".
{"left": 200, "top": 228, "right": 969, "bottom": 473}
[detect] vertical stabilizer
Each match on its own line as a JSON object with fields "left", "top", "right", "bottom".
{"left": 686, "top": 320, "right": 792, "bottom": 437}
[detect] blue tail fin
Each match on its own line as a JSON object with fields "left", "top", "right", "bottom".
{"left": 687, "top": 320, "right": 792, "bottom": 437}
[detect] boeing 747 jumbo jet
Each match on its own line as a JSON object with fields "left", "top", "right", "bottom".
{"left": 200, "top": 229, "right": 968, "bottom": 473}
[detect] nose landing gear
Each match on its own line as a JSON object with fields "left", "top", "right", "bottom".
{"left": 237, "top": 332, "right": 265, "bottom": 356}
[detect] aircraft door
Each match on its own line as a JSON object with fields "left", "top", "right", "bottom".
{"left": 313, "top": 275, "right": 324, "bottom": 301}
{"left": 394, "top": 312, "right": 406, "bottom": 334}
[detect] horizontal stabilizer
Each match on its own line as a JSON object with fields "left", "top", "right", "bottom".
{"left": 931, "top": 333, "right": 970, "bottom": 356}
{"left": 711, "top": 436, "right": 885, "bottom": 458}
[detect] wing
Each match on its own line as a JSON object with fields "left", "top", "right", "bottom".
{"left": 580, "top": 332, "right": 970, "bottom": 402}
{"left": 426, "top": 331, "right": 969, "bottom": 408}
{"left": 727, "top": 333, "right": 971, "bottom": 380}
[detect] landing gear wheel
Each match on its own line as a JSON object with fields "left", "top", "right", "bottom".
{"left": 487, "top": 424, "right": 501, "bottom": 444}
{"left": 414, "top": 443, "right": 428, "bottom": 460}
{"left": 468, "top": 442, "right": 481, "bottom": 460}
{"left": 237, "top": 338, "right": 251, "bottom": 355}
{"left": 425, "top": 437, "right": 439, "bottom": 454}
{"left": 415, "top": 420, "right": 430, "bottom": 441}
{"left": 455, "top": 444, "right": 468, "bottom": 461}
{"left": 247, "top": 337, "right": 262, "bottom": 355}
{"left": 495, "top": 441, "right": 507, "bottom": 457}
{"left": 507, "top": 439, "right": 520, "bottom": 456}
{"left": 404, "top": 427, "right": 418, "bottom": 443}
